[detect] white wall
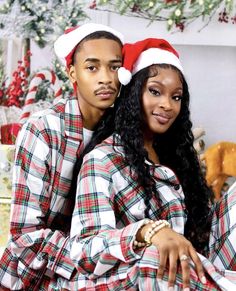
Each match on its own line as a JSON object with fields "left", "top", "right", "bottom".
{"left": 178, "top": 45, "right": 236, "bottom": 147}
{"left": 13, "top": 8, "right": 236, "bottom": 147}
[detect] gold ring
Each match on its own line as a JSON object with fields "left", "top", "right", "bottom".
{"left": 180, "top": 254, "right": 189, "bottom": 261}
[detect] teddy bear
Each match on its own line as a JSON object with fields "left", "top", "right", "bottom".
{"left": 201, "top": 141, "right": 236, "bottom": 201}
{"left": 192, "top": 127, "right": 206, "bottom": 157}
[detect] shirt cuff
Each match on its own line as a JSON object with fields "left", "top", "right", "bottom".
{"left": 120, "top": 219, "right": 151, "bottom": 262}
{"left": 51, "top": 236, "right": 75, "bottom": 280}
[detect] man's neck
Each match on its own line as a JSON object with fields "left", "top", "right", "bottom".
{"left": 77, "top": 95, "right": 106, "bottom": 130}
{"left": 83, "top": 114, "right": 103, "bottom": 130}
{"left": 80, "top": 106, "right": 105, "bottom": 130}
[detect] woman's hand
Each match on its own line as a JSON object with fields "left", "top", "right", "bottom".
{"left": 151, "top": 227, "right": 206, "bottom": 290}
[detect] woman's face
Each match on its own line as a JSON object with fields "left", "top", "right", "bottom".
{"left": 141, "top": 67, "right": 183, "bottom": 136}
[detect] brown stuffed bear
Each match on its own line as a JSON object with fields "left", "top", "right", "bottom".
{"left": 193, "top": 127, "right": 205, "bottom": 156}
{"left": 201, "top": 141, "right": 236, "bottom": 200}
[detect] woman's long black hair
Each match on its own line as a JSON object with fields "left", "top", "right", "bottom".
{"left": 70, "top": 64, "right": 213, "bottom": 254}
{"left": 113, "top": 64, "right": 213, "bottom": 253}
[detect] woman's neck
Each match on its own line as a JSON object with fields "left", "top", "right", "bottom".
{"left": 144, "top": 140, "right": 159, "bottom": 164}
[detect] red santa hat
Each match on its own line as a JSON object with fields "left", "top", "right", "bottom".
{"left": 118, "top": 38, "right": 183, "bottom": 85}
{"left": 54, "top": 23, "right": 124, "bottom": 68}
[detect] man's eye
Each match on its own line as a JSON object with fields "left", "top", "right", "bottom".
{"left": 87, "top": 66, "right": 96, "bottom": 71}
{"left": 111, "top": 65, "right": 120, "bottom": 71}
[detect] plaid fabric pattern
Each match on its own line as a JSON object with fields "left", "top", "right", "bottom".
{"left": 209, "top": 182, "right": 236, "bottom": 277}
{"left": 0, "top": 97, "right": 84, "bottom": 290}
{"left": 70, "top": 136, "right": 236, "bottom": 290}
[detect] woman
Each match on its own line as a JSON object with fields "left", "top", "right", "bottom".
{"left": 70, "top": 38, "right": 236, "bottom": 290}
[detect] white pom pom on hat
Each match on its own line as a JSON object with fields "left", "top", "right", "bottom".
{"left": 118, "top": 67, "right": 132, "bottom": 86}
{"left": 54, "top": 23, "right": 124, "bottom": 68}
{"left": 118, "top": 38, "right": 184, "bottom": 85}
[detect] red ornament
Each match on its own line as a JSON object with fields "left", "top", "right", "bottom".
{"left": 89, "top": 0, "right": 96, "bottom": 9}
{"left": 0, "top": 123, "right": 22, "bottom": 145}
{"left": 231, "top": 15, "right": 236, "bottom": 24}
{"left": 165, "top": 0, "right": 180, "bottom": 3}
{"left": 132, "top": 4, "right": 140, "bottom": 12}
{"left": 0, "top": 89, "right": 4, "bottom": 98}
{"left": 218, "top": 9, "right": 229, "bottom": 23}
{"left": 175, "top": 22, "right": 185, "bottom": 32}
{"left": 4, "top": 51, "right": 31, "bottom": 108}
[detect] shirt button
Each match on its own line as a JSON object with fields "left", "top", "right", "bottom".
{"left": 174, "top": 184, "right": 180, "bottom": 190}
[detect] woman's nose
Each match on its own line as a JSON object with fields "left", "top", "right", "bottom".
{"left": 158, "top": 96, "right": 172, "bottom": 110}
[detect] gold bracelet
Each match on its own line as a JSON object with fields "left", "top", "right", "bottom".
{"left": 144, "top": 220, "right": 170, "bottom": 246}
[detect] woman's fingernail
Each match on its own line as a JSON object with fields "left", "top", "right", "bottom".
{"left": 201, "top": 275, "right": 207, "bottom": 284}
{"left": 168, "top": 287, "right": 174, "bottom": 291}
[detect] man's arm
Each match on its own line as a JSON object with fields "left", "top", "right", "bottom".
{"left": 0, "top": 120, "right": 75, "bottom": 289}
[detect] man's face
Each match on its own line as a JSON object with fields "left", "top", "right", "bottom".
{"left": 68, "top": 38, "right": 122, "bottom": 118}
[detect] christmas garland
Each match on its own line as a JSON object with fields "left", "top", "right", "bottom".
{"left": 92, "top": 0, "right": 236, "bottom": 31}
{"left": 0, "top": 0, "right": 88, "bottom": 48}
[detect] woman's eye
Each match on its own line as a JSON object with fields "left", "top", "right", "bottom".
{"left": 173, "top": 95, "right": 183, "bottom": 101}
{"left": 149, "top": 88, "right": 160, "bottom": 96}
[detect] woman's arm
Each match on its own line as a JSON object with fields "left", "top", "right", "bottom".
{"left": 70, "top": 148, "right": 146, "bottom": 279}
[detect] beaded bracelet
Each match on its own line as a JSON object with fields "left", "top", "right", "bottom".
{"left": 144, "top": 220, "right": 170, "bottom": 246}
{"left": 133, "top": 219, "right": 152, "bottom": 249}
{"left": 133, "top": 219, "right": 170, "bottom": 248}
{"left": 133, "top": 240, "right": 146, "bottom": 248}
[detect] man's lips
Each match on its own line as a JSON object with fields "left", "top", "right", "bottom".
{"left": 96, "top": 90, "right": 115, "bottom": 96}
{"left": 95, "top": 89, "right": 116, "bottom": 99}
{"left": 95, "top": 86, "right": 116, "bottom": 94}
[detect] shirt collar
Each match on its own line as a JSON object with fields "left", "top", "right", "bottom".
{"left": 64, "top": 97, "right": 83, "bottom": 141}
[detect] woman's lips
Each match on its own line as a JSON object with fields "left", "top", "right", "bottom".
{"left": 153, "top": 113, "right": 171, "bottom": 124}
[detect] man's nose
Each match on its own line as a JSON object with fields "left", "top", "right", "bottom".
{"left": 98, "top": 68, "right": 112, "bottom": 84}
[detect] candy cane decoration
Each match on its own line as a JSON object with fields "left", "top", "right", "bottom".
{"left": 20, "top": 69, "right": 63, "bottom": 123}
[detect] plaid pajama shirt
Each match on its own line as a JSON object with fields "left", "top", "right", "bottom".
{"left": 70, "top": 135, "right": 236, "bottom": 290}
{"left": 0, "top": 97, "right": 85, "bottom": 290}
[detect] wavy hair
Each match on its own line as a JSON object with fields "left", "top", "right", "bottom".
{"left": 70, "top": 64, "right": 213, "bottom": 254}
{"left": 62, "top": 107, "right": 116, "bottom": 232}
{"left": 114, "top": 64, "right": 213, "bottom": 254}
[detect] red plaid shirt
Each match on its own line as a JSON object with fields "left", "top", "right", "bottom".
{"left": 70, "top": 136, "right": 236, "bottom": 290}
{"left": 0, "top": 97, "right": 85, "bottom": 290}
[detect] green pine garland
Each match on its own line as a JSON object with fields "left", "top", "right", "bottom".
{"left": 53, "top": 60, "right": 73, "bottom": 99}
{"left": 94, "top": 0, "right": 236, "bottom": 30}
{"left": 0, "top": 0, "right": 88, "bottom": 48}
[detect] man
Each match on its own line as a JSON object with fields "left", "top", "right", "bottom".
{"left": 0, "top": 23, "right": 123, "bottom": 290}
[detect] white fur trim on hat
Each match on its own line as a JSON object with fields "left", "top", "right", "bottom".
{"left": 118, "top": 67, "right": 132, "bottom": 86}
{"left": 133, "top": 48, "right": 184, "bottom": 75}
{"left": 54, "top": 23, "right": 124, "bottom": 66}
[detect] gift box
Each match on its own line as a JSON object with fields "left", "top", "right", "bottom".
{"left": 0, "top": 144, "right": 15, "bottom": 199}
{"left": 0, "top": 198, "right": 11, "bottom": 248}
{"left": 0, "top": 105, "right": 23, "bottom": 145}
{"left": 0, "top": 145, "right": 14, "bottom": 248}
{"left": 0, "top": 123, "right": 22, "bottom": 145}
